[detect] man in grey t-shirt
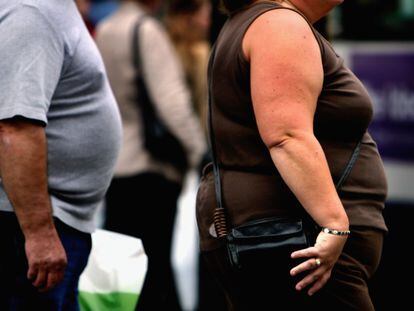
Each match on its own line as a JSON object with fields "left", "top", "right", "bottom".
{"left": 0, "top": 0, "right": 121, "bottom": 309}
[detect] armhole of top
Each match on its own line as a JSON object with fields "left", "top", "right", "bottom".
{"left": 237, "top": 5, "right": 325, "bottom": 67}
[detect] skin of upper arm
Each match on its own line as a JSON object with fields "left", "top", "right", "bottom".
{"left": 0, "top": 118, "right": 44, "bottom": 151}
{"left": 0, "top": 118, "right": 46, "bottom": 183}
{"left": 243, "top": 9, "right": 324, "bottom": 148}
{"left": 0, "top": 118, "right": 44, "bottom": 136}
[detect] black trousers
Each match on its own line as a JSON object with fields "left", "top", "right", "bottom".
{"left": 202, "top": 227, "right": 384, "bottom": 311}
{"left": 105, "top": 173, "right": 182, "bottom": 311}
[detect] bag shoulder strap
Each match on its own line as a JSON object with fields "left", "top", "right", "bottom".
{"left": 132, "top": 15, "right": 147, "bottom": 76}
{"left": 208, "top": 44, "right": 223, "bottom": 209}
{"left": 335, "top": 140, "right": 361, "bottom": 190}
{"left": 208, "top": 44, "right": 228, "bottom": 237}
{"left": 131, "top": 15, "right": 158, "bottom": 130}
{"left": 208, "top": 44, "right": 362, "bottom": 237}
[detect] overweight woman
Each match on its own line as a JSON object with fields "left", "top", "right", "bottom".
{"left": 196, "top": 0, "right": 387, "bottom": 310}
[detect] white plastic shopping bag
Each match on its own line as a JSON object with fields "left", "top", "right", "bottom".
{"left": 172, "top": 171, "right": 200, "bottom": 311}
{"left": 79, "top": 229, "right": 148, "bottom": 311}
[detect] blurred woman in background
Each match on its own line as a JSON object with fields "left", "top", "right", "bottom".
{"left": 165, "top": 0, "right": 212, "bottom": 133}
{"left": 165, "top": 3, "right": 229, "bottom": 310}
{"left": 95, "top": 0, "right": 206, "bottom": 310}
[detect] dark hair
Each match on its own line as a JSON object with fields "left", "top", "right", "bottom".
{"left": 220, "top": 0, "right": 253, "bottom": 14}
{"left": 168, "top": 0, "right": 204, "bottom": 14}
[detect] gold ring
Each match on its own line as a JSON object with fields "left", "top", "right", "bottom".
{"left": 315, "top": 258, "right": 322, "bottom": 267}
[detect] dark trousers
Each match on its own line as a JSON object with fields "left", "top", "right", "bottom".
{"left": 202, "top": 227, "right": 384, "bottom": 311}
{"left": 105, "top": 173, "right": 182, "bottom": 311}
{"left": 0, "top": 212, "right": 92, "bottom": 311}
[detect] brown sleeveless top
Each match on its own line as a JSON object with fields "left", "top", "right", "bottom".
{"left": 196, "top": 1, "right": 388, "bottom": 251}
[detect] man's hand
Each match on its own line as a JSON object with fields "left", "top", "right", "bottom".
{"left": 0, "top": 118, "right": 67, "bottom": 292}
{"left": 25, "top": 228, "right": 67, "bottom": 292}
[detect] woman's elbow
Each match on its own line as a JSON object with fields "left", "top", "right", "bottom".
{"left": 262, "top": 129, "right": 315, "bottom": 151}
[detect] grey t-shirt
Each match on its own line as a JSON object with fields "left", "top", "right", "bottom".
{"left": 0, "top": 0, "right": 122, "bottom": 232}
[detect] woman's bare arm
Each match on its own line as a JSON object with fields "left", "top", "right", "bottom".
{"left": 244, "top": 9, "right": 348, "bottom": 230}
{"left": 244, "top": 9, "right": 348, "bottom": 295}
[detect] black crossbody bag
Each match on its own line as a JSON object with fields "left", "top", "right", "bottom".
{"left": 207, "top": 44, "right": 362, "bottom": 270}
{"left": 132, "top": 17, "right": 188, "bottom": 172}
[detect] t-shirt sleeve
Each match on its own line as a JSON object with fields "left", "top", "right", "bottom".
{"left": 0, "top": 5, "right": 65, "bottom": 125}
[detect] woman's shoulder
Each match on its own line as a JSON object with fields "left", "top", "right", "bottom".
{"left": 242, "top": 8, "right": 322, "bottom": 63}
{"left": 248, "top": 7, "right": 315, "bottom": 40}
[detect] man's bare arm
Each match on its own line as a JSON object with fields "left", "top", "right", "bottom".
{"left": 0, "top": 118, "right": 67, "bottom": 291}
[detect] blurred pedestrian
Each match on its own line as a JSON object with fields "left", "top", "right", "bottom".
{"left": 0, "top": 0, "right": 122, "bottom": 309}
{"left": 197, "top": 0, "right": 387, "bottom": 310}
{"left": 95, "top": 0, "right": 206, "bottom": 310}
{"left": 165, "top": 0, "right": 212, "bottom": 133}
{"left": 165, "top": 3, "right": 228, "bottom": 310}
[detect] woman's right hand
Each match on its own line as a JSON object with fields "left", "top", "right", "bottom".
{"left": 289, "top": 230, "right": 348, "bottom": 296}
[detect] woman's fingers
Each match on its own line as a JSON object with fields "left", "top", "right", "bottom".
{"left": 291, "top": 246, "right": 319, "bottom": 259}
{"left": 307, "top": 271, "right": 331, "bottom": 296}
{"left": 294, "top": 268, "right": 333, "bottom": 296}
{"left": 295, "top": 267, "right": 325, "bottom": 291}
{"left": 290, "top": 232, "right": 345, "bottom": 294}
{"left": 290, "top": 258, "right": 320, "bottom": 276}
